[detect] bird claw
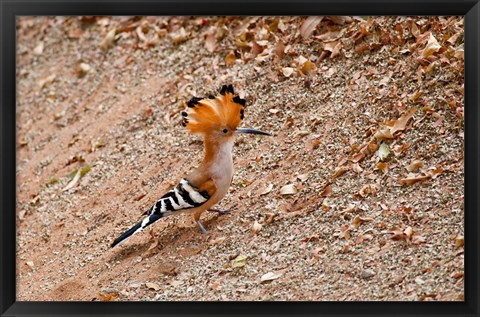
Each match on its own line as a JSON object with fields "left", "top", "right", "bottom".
{"left": 197, "top": 220, "right": 207, "bottom": 234}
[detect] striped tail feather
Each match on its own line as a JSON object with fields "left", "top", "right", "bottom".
{"left": 111, "top": 178, "right": 210, "bottom": 247}
{"left": 111, "top": 213, "right": 162, "bottom": 247}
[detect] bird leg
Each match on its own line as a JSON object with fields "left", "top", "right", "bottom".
{"left": 196, "top": 220, "right": 207, "bottom": 234}
{"left": 194, "top": 210, "right": 207, "bottom": 234}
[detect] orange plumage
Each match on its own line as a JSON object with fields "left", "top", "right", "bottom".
{"left": 182, "top": 84, "right": 245, "bottom": 135}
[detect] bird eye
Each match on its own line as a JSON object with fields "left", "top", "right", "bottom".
{"left": 222, "top": 128, "right": 228, "bottom": 134}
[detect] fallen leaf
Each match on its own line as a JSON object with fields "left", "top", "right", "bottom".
{"left": 373, "top": 127, "right": 394, "bottom": 140}
{"left": 38, "top": 74, "right": 56, "bottom": 89}
{"left": 145, "top": 282, "right": 161, "bottom": 291}
{"left": 421, "top": 33, "right": 442, "bottom": 58}
{"left": 260, "top": 271, "right": 283, "bottom": 282}
{"left": 33, "top": 42, "right": 44, "bottom": 55}
{"left": 205, "top": 28, "right": 216, "bottom": 53}
{"left": 275, "top": 40, "right": 285, "bottom": 58}
{"left": 427, "top": 166, "right": 443, "bottom": 179}
{"left": 98, "top": 292, "right": 118, "bottom": 301}
{"left": 225, "top": 51, "right": 236, "bottom": 66}
{"left": 404, "top": 226, "right": 413, "bottom": 241}
{"left": 351, "top": 215, "right": 374, "bottom": 229}
{"left": 399, "top": 173, "right": 430, "bottom": 186}
{"left": 252, "top": 221, "right": 262, "bottom": 234}
{"left": 282, "top": 67, "right": 295, "bottom": 77}
{"left": 406, "top": 160, "right": 424, "bottom": 172}
{"left": 300, "top": 16, "right": 323, "bottom": 39}
{"left": 321, "top": 184, "right": 332, "bottom": 197}
{"left": 280, "top": 184, "right": 297, "bottom": 195}
{"left": 77, "top": 63, "right": 92, "bottom": 76}
{"left": 62, "top": 169, "right": 81, "bottom": 191}
{"left": 100, "top": 28, "right": 116, "bottom": 51}
{"left": 170, "top": 27, "right": 188, "bottom": 45}
{"left": 358, "top": 183, "right": 379, "bottom": 197}
{"left": 455, "top": 235, "right": 464, "bottom": 248}
{"left": 390, "top": 108, "right": 416, "bottom": 134}
{"left": 331, "top": 166, "right": 349, "bottom": 179}
{"left": 299, "top": 58, "right": 316, "bottom": 75}
{"left": 258, "top": 183, "right": 273, "bottom": 196}
{"left": 316, "top": 30, "right": 343, "bottom": 42}
{"left": 378, "top": 143, "right": 390, "bottom": 161}
{"left": 231, "top": 254, "right": 248, "bottom": 268}
{"left": 376, "top": 162, "right": 388, "bottom": 173}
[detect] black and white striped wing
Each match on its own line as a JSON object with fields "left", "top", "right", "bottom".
{"left": 151, "top": 178, "right": 210, "bottom": 216}
{"left": 111, "top": 178, "right": 210, "bottom": 247}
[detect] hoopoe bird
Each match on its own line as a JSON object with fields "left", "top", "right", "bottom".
{"left": 111, "top": 84, "right": 270, "bottom": 247}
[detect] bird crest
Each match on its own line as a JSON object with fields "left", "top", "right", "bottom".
{"left": 181, "top": 85, "right": 246, "bottom": 135}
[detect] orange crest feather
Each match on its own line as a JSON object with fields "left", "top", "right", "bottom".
{"left": 182, "top": 85, "right": 246, "bottom": 134}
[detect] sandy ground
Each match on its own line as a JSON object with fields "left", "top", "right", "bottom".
{"left": 16, "top": 16, "right": 464, "bottom": 301}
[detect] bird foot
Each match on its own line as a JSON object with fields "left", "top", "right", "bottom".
{"left": 197, "top": 220, "right": 207, "bottom": 234}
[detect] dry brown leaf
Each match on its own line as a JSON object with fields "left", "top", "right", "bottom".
{"left": 97, "top": 292, "right": 118, "bottom": 301}
{"left": 260, "top": 271, "right": 283, "bottom": 282}
{"left": 252, "top": 221, "right": 263, "bottom": 234}
{"left": 316, "top": 30, "right": 342, "bottom": 42}
{"left": 331, "top": 166, "right": 349, "bottom": 179}
{"left": 327, "top": 16, "right": 352, "bottom": 25}
{"left": 33, "top": 42, "right": 44, "bottom": 55}
{"left": 455, "top": 235, "right": 464, "bottom": 248}
{"left": 299, "top": 61, "right": 316, "bottom": 75}
{"left": 100, "top": 29, "right": 116, "bottom": 51}
{"left": 421, "top": 33, "right": 442, "bottom": 58}
{"left": 258, "top": 183, "right": 274, "bottom": 196}
{"left": 280, "top": 184, "right": 297, "bottom": 195}
{"left": 205, "top": 28, "right": 216, "bottom": 53}
{"left": 321, "top": 184, "right": 332, "bottom": 197}
{"left": 62, "top": 169, "right": 81, "bottom": 191}
{"left": 300, "top": 16, "right": 323, "bottom": 39}
{"left": 351, "top": 215, "right": 374, "bottom": 229}
{"left": 358, "top": 183, "right": 379, "bottom": 197}
{"left": 145, "top": 282, "right": 161, "bottom": 291}
{"left": 38, "top": 74, "right": 56, "bottom": 89}
{"left": 373, "top": 127, "right": 394, "bottom": 140}
{"left": 399, "top": 173, "right": 430, "bottom": 186}
{"left": 427, "top": 166, "right": 443, "bottom": 179}
{"left": 275, "top": 40, "right": 285, "bottom": 58}
{"left": 282, "top": 67, "right": 295, "bottom": 77}
{"left": 231, "top": 254, "right": 248, "bottom": 268}
{"left": 406, "top": 160, "right": 424, "bottom": 172}
{"left": 404, "top": 226, "right": 413, "bottom": 241}
{"left": 225, "top": 51, "right": 237, "bottom": 66}
{"left": 170, "top": 27, "right": 188, "bottom": 45}
{"left": 377, "top": 162, "right": 388, "bottom": 173}
{"left": 391, "top": 108, "right": 416, "bottom": 134}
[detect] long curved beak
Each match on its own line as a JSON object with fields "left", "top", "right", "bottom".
{"left": 235, "top": 127, "right": 271, "bottom": 136}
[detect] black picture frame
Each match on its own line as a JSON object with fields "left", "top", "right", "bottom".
{"left": 1, "top": 1, "right": 478, "bottom": 316}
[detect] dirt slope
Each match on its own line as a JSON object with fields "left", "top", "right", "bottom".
{"left": 16, "top": 16, "right": 464, "bottom": 301}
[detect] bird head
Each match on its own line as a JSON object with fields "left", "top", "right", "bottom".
{"left": 181, "top": 85, "right": 270, "bottom": 140}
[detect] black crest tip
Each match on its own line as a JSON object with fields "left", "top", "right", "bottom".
{"left": 187, "top": 96, "right": 202, "bottom": 108}
{"left": 220, "top": 85, "right": 228, "bottom": 95}
{"left": 233, "top": 96, "right": 246, "bottom": 106}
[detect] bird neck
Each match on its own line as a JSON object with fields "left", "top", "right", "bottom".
{"left": 202, "top": 137, "right": 234, "bottom": 166}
